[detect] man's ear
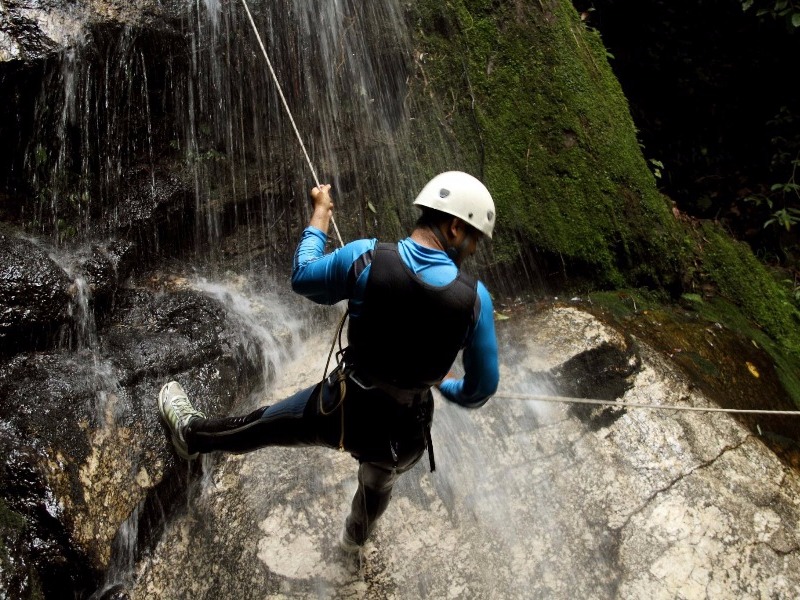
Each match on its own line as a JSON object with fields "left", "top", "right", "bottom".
{"left": 447, "top": 217, "right": 463, "bottom": 239}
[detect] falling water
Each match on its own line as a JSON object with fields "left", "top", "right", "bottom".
{"left": 18, "top": 0, "right": 459, "bottom": 256}
{"left": 7, "top": 0, "right": 541, "bottom": 595}
{"left": 94, "top": 502, "right": 142, "bottom": 599}
{"left": 170, "top": 0, "right": 433, "bottom": 262}
{"left": 190, "top": 272, "right": 336, "bottom": 390}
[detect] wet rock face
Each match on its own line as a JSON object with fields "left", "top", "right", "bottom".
{"left": 0, "top": 233, "right": 140, "bottom": 354}
{"left": 114, "top": 171, "right": 196, "bottom": 259}
{"left": 80, "top": 240, "right": 137, "bottom": 312}
{"left": 0, "top": 0, "right": 68, "bottom": 61}
{"left": 0, "top": 234, "right": 72, "bottom": 352}
{"left": 100, "top": 287, "right": 264, "bottom": 396}
{"left": 0, "top": 423, "right": 97, "bottom": 599}
{"left": 127, "top": 307, "right": 800, "bottom": 599}
{"left": 0, "top": 0, "right": 185, "bottom": 62}
{"left": 551, "top": 341, "right": 640, "bottom": 401}
{"left": 0, "top": 283, "right": 265, "bottom": 598}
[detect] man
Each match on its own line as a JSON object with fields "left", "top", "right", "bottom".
{"left": 158, "top": 171, "right": 500, "bottom": 552}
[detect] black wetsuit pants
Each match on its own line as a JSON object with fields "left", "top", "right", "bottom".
{"left": 184, "top": 373, "right": 434, "bottom": 546}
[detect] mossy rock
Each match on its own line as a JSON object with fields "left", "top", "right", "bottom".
{"left": 587, "top": 286, "right": 800, "bottom": 414}
{"left": 405, "top": 0, "right": 689, "bottom": 289}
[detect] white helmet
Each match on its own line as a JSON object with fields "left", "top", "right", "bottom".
{"left": 413, "top": 171, "right": 496, "bottom": 238}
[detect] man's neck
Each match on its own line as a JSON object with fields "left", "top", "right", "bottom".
{"left": 410, "top": 226, "right": 444, "bottom": 251}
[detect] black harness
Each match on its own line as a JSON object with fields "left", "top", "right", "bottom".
{"left": 346, "top": 242, "right": 478, "bottom": 389}
{"left": 335, "top": 242, "right": 479, "bottom": 472}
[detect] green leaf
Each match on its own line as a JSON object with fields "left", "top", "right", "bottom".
{"left": 792, "top": 12, "right": 800, "bottom": 27}
{"left": 681, "top": 293, "right": 704, "bottom": 303}
{"left": 367, "top": 201, "right": 377, "bottom": 214}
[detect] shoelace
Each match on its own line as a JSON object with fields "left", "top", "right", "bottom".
{"left": 168, "top": 395, "right": 203, "bottom": 429}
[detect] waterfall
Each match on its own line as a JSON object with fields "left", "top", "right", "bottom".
{"left": 173, "top": 0, "right": 431, "bottom": 260}
{"left": 1, "top": 2, "right": 523, "bottom": 596}
{"left": 16, "top": 0, "right": 461, "bottom": 260}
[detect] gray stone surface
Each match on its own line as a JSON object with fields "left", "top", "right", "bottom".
{"left": 128, "top": 306, "right": 800, "bottom": 599}
{"left": 0, "top": 0, "right": 184, "bottom": 62}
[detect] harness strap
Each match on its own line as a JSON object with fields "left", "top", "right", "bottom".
{"left": 424, "top": 422, "right": 436, "bottom": 473}
{"left": 342, "top": 363, "right": 437, "bottom": 473}
{"left": 345, "top": 248, "right": 374, "bottom": 296}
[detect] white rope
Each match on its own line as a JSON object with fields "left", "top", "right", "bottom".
{"left": 493, "top": 391, "right": 800, "bottom": 416}
{"left": 239, "top": 0, "right": 345, "bottom": 248}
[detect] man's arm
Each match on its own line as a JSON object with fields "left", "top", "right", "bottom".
{"left": 291, "top": 184, "right": 374, "bottom": 304}
{"left": 437, "top": 282, "right": 500, "bottom": 407}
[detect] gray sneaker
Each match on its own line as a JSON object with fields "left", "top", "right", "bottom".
{"left": 158, "top": 381, "right": 206, "bottom": 460}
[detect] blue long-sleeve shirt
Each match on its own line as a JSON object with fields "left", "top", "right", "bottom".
{"left": 291, "top": 226, "right": 499, "bottom": 407}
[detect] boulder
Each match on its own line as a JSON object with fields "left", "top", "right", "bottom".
{"left": 0, "top": 234, "right": 72, "bottom": 353}
{"left": 126, "top": 305, "right": 800, "bottom": 599}
{"left": 0, "top": 282, "right": 265, "bottom": 598}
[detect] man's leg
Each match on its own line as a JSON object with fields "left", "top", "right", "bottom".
{"left": 341, "top": 440, "right": 429, "bottom": 549}
{"left": 339, "top": 391, "right": 433, "bottom": 550}
{"left": 342, "top": 462, "right": 399, "bottom": 548}
{"left": 159, "top": 380, "right": 342, "bottom": 459}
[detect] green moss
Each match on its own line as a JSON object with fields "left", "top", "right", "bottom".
{"left": 682, "top": 222, "right": 800, "bottom": 405}
{"left": 407, "top": 0, "right": 688, "bottom": 288}
{"left": 698, "top": 222, "right": 800, "bottom": 354}
{"left": 586, "top": 288, "right": 664, "bottom": 319}
{"left": 588, "top": 288, "right": 800, "bottom": 408}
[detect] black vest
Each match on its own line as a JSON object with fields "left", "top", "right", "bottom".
{"left": 346, "top": 243, "right": 478, "bottom": 389}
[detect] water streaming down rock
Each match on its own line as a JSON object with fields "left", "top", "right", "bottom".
{"left": 87, "top": 271, "right": 322, "bottom": 599}
{"left": 11, "top": 0, "right": 479, "bottom": 261}
{"left": 3, "top": 3, "right": 445, "bottom": 593}
{"left": 175, "top": 0, "right": 434, "bottom": 260}
{"left": 23, "top": 31, "right": 156, "bottom": 241}
{"left": 4, "top": 0, "right": 522, "bottom": 290}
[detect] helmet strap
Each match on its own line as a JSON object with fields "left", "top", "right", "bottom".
{"left": 428, "top": 225, "right": 460, "bottom": 263}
